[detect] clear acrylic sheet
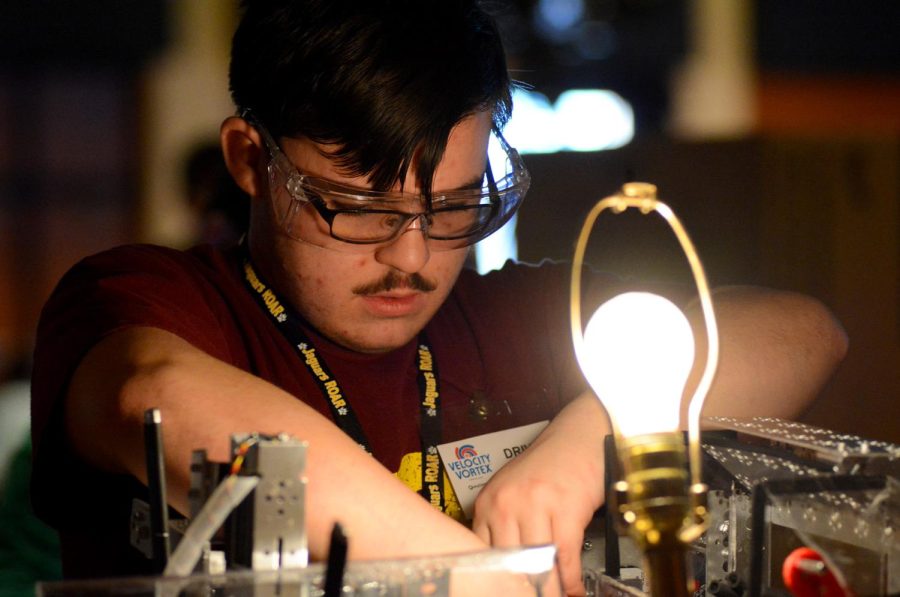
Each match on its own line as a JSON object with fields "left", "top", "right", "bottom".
{"left": 703, "top": 416, "right": 899, "bottom": 595}
{"left": 761, "top": 476, "right": 898, "bottom": 596}
{"left": 37, "top": 544, "right": 564, "bottom": 597}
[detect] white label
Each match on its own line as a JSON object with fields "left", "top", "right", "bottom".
{"left": 437, "top": 420, "right": 549, "bottom": 519}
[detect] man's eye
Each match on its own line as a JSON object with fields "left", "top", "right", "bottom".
{"left": 379, "top": 213, "right": 404, "bottom": 228}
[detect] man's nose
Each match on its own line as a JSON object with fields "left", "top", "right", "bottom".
{"left": 373, "top": 215, "right": 430, "bottom": 274}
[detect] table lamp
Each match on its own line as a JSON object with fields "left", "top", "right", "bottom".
{"left": 570, "top": 183, "right": 719, "bottom": 596}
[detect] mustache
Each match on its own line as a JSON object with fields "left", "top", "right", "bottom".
{"left": 353, "top": 271, "right": 437, "bottom": 295}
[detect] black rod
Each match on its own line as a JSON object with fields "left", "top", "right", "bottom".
{"left": 144, "top": 407, "right": 171, "bottom": 572}
{"left": 323, "top": 523, "right": 348, "bottom": 597}
{"left": 603, "top": 434, "right": 621, "bottom": 578}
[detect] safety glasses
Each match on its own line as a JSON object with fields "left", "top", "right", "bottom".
{"left": 247, "top": 112, "right": 530, "bottom": 252}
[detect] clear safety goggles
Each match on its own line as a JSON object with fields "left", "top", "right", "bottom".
{"left": 248, "top": 114, "right": 530, "bottom": 252}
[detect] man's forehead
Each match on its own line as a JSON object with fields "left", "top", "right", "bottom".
{"left": 278, "top": 113, "right": 492, "bottom": 194}
{"left": 431, "top": 112, "right": 492, "bottom": 191}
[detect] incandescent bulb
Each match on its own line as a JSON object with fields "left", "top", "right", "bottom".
{"left": 581, "top": 292, "right": 695, "bottom": 438}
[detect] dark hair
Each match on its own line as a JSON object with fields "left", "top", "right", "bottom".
{"left": 229, "top": 0, "right": 513, "bottom": 198}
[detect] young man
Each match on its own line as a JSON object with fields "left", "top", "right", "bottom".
{"left": 30, "top": 1, "right": 847, "bottom": 594}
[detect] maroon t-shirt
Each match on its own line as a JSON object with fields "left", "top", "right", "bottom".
{"left": 31, "top": 243, "right": 617, "bottom": 577}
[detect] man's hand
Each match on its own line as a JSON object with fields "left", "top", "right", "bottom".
{"left": 471, "top": 393, "right": 608, "bottom": 597}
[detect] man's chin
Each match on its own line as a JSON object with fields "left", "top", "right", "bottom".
{"left": 334, "top": 321, "right": 424, "bottom": 355}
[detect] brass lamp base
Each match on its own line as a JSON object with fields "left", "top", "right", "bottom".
{"left": 613, "top": 432, "right": 706, "bottom": 597}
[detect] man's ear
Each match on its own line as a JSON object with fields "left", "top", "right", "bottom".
{"left": 220, "top": 116, "right": 267, "bottom": 199}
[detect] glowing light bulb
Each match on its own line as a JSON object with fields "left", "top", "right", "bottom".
{"left": 581, "top": 292, "right": 695, "bottom": 438}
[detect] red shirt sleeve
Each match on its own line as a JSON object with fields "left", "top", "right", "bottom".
{"left": 30, "top": 244, "right": 232, "bottom": 529}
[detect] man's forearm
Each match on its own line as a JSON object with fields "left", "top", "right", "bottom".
{"left": 65, "top": 327, "right": 486, "bottom": 562}
{"left": 684, "top": 286, "right": 848, "bottom": 421}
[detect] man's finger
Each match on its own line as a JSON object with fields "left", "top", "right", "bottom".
{"left": 553, "top": 518, "right": 587, "bottom": 597}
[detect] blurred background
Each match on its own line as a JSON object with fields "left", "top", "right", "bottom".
{"left": 0, "top": 0, "right": 898, "bottom": 591}
{"left": 0, "top": 0, "right": 898, "bottom": 481}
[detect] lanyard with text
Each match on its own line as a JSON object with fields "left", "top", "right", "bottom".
{"left": 239, "top": 254, "right": 445, "bottom": 512}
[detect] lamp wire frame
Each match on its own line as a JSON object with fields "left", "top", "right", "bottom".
{"left": 568, "top": 183, "right": 720, "bottom": 488}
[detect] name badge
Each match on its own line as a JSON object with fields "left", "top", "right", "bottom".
{"left": 437, "top": 420, "right": 549, "bottom": 519}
